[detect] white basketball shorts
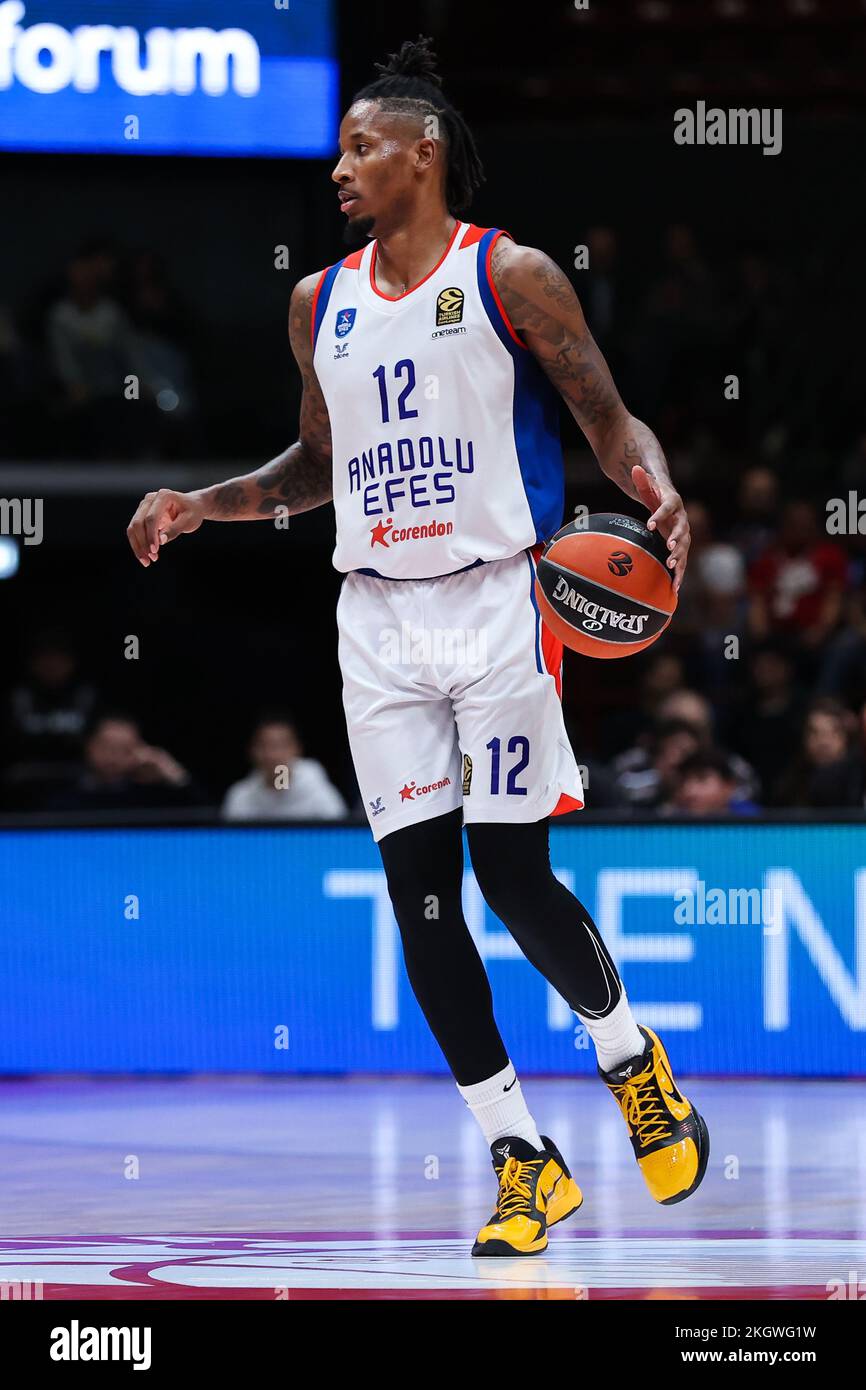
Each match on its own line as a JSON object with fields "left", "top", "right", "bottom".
{"left": 336, "top": 548, "right": 585, "bottom": 842}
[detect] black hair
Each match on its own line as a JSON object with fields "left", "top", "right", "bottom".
{"left": 677, "top": 749, "right": 736, "bottom": 783}
{"left": 750, "top": 636, "right": 795, "bottom": 667}
{"left": 352, "top": 35, "right": 484, "bottom": 216}
{"left": 651, "top": 717, "right": 703, "bottom": 748}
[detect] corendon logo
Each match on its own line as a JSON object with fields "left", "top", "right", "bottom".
{"left": 0, "top": 1, "right": 260, "bottom": 96}
{"left": 370, "top": 517, "right": 454, "bottom": 549}
{"left": 399, "top": 777, "right": 451, "bottom": 802}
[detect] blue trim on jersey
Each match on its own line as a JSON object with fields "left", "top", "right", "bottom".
{"left": 312, "top": 261, "right": 344, "bottom": 350}
{"left": 476, "top": 229, "right": 564, "bottom": 544}
{"left": 526, "top": 551, "right": 544, "bottom": 673}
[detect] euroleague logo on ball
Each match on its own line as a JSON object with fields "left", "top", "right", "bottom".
{"left": 607, "top": 550, "right": 634, "bottom": 578}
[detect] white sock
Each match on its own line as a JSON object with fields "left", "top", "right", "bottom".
{"left": 457, "top": 1060, "right": 544, "bottom": 1151}
{"left": 577, "top": 993, "right": 645, "bottom": 1074}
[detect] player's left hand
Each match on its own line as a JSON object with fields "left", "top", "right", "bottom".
{"left": 632, "top": 464, "right": 690, "bottom": 594}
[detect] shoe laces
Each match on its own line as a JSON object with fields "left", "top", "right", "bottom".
{"left": 616, "top": 1073, "right": 672, "bottom": 1146}
{"left": 496, "top": 1155, "right": 543, "bottom": 1219}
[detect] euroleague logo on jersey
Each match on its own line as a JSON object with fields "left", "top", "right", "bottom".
{"left": 436, "top": 287, "right": 464, "bottom": 325}
{"left": 432, "top": 286, "right": 466, "bottom": 339}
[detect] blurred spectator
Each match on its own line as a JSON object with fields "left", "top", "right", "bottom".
{"left": 643, "top": 653, "right": 687, "bottom": 706}
{"left": 668, "top": 749, "right": 760, "bottom": 817}
{"left": 749, "top": 500, "right": 847, "bottom": 652}
{"left": 728, "top": 642, "right": 806, "bottom": 805}
{"left": 46, "top": 242, "right": 141, "bottom": 457}
{"left": 123, "top": 249, "right": 201, "bottom": 446}
{"left": 222, "top": 716, "right": 347, "bottom": 822}
{"left": 656, "top": 689, "right": 712, "bottom": 730}
{"left": 730, "top": 467, "right": 780, "bottom": 566}
{"left": 571, "top": 755, "right": 624, "bottom": 810}
{"left": 627, "top": 224, "right": 720, "bottom": 431}
{"left": 654, "top": 689, "right": 759, "bottom": 800}
{"left": 50, "top": 714, "right": 207, "bottom": 813}
{"left": 125, "top": 250, "right": 189, "bottom": 344}
{"left": 5, "top": 635, "right": 96, "bottom": 759}
{"left": 675, "top": 500, "right": 747, "bottom": 715}
{"left": 612, "top": 717, "right": 702, "bottom": 809}
{"left": 692, "top": 512, "right": 747, "bottom": 612}
{"left": 774, "top": 698, "right": 863, "bottom": 808}
{"left": 597, "top": 651, "right": 686, "bottom": 758}
{"left": 814, "top": 580, "right": 866, "bottom": 706}
{"left": 48, "top": 242, "right": 131, "bottom": 397}
{"left": 2, "top": 636, "right": 98, "bottom": 808}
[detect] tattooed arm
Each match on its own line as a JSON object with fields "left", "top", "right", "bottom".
{"left": 127, "top": 274, "right": 333, "bottom": 566}
{"left": 490, "top": 237, "right": 690, "bottom": 589}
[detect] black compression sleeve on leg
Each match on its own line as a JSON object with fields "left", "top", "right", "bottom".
{"left": 466, "top": 818, "right": 624, "bottom": 1018}
{"left": 378, "top": 809, "right": 509, "bottom": 1085}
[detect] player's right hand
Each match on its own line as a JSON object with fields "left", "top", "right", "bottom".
{"left": 126, "top": 488, "right": 207, "bottom": 567}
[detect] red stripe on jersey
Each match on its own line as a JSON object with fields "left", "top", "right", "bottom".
{"left": 459, "top": 223, "right": 490, "bottom": 248}
{"left": 309, "top": 266, "right": 332, "bottom": 352}
{"left": 342, "top": 248, "right": 364, "bottom": 270}
{"left": 541, "top": 621, "right": 564, "bottom": 701}
{"left": 484, "top": 230, "right": 527, "bottom": 349}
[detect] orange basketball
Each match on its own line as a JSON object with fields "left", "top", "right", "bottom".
{"left": 535, "top": 514, "right": 677, "bottom": 658}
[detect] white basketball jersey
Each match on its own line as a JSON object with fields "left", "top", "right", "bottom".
{"left": 311, "top": 221, "right": 564, "bottom": 580}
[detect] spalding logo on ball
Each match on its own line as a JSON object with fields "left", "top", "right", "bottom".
{"left": 535, "top": 513, "right": 677, "bottom": 658}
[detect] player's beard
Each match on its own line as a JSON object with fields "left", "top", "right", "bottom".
{"left": 342, "top": 213, "right": 375, "bottom": 248}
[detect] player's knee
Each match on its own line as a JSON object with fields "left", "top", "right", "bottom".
{"left": 473, "top": 836, "right": 576, "bottom": 927}
{"left": 381, "top": 849, "right": 454, "bottom": 930}
{"left": 472, "top": 857, "right": 550, "bottom": 927}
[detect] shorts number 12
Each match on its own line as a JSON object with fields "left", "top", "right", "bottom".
{"left": 487, "top": 736, "right": 530, "bottom": 797}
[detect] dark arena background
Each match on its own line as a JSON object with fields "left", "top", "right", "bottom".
{"left": 1, "top": 0, "right": 865, "bottom": 1354}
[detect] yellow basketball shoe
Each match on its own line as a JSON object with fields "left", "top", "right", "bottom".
{"left": 600, "top": 1027, "right": 709, "bottom": 1205}
{"left": 471, "top": 1135, "right": 583, "bottom": 1256}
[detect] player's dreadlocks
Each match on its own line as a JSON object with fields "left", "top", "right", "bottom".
{"left": 352, "top": 35, "right": 485, "bottom": 216}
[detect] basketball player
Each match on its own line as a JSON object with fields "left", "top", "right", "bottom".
{"left": 127, "top": 38, "right": 707, "bottom": 1256}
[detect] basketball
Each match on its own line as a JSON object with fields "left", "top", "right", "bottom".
{"left": 535, "top": 514, "right": 677, "bottom": 658}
